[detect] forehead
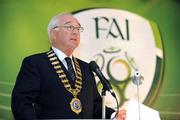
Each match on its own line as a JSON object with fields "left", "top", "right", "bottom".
{"left": 58, "top": 15, "right": 80, "bottom": 26}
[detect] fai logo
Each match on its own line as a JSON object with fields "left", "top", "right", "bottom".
{"left": 73, "top": 8, "right": 164, "bottom": 109}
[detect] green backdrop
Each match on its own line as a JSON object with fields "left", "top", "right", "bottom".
{"left": 0, "top": 0, "right": 180, "bottom": 119}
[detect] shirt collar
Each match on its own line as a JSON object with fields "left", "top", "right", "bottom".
{"left": 52, "top": 46, "right": 72, "bottom": 61}
{"left": 51, "top": 46, "right": 77, "bottom": 71}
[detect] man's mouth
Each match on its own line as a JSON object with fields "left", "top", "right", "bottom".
{"left": 70, "top": 38, "right": 77, "bottom": 41}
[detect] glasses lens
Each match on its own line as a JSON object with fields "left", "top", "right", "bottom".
{"left": 60, "top": 25, "right": 84, "bottom": 32}
{"left": 79, "top": 27, "right": 84, "bottom": 32}
{"left": 67, "top": 26, "right": 74, "bottom": 31}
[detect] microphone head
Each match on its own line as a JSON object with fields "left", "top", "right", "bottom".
{"left": 89, "top": 61, "right": 116, "bottom": 98}
{"left": 132, "top": 71, "right": 143, "bottom": 85}
{"left": 89, "top": 61, "right": 99, "bottom": 71}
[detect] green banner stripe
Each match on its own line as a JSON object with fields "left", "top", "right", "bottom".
{"left": 149, "top": 21, "right": 163, "bottom": 50}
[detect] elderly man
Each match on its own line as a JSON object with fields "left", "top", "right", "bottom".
{"left": 11, "top": 13, "right": 126, "bottom": 119}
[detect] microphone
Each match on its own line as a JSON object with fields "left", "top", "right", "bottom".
{"left": 89, "top": 61, "right": 116, "bottom": 98}
{"left": 132, "top": 70, "right": 143, "bottom": 120}
{"left": 132, "top": 70, "right": 143, "bottom": 85}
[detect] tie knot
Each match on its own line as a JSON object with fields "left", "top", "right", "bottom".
{"left": 65, "top": 57, "right": 72, "bottom": 64}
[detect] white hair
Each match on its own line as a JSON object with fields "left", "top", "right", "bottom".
{"left": 47, "top": 13, "right": 72, "bottom": 40}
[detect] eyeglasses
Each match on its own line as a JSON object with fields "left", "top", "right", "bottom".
{"left": 53, "top": 25, "right": 84, "bottom": 32}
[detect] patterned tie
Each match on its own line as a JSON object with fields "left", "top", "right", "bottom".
{"left": 65, "top": 57, "right": 76, "bottom": 81}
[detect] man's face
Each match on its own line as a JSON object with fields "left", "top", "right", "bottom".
{"left": 51, "top": 15, "right": 81, "bottom": 53}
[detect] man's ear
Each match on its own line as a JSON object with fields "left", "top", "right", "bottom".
{"left": 50, "top": 30, "right": 57, "bottom": 43}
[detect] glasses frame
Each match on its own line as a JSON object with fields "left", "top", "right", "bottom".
{"left": 53, "top": 25, "right": 84, "bottom": 32}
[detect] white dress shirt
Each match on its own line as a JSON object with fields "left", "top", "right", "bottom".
{"left": 52, "top": 46, "right": 75, "bottom": 71}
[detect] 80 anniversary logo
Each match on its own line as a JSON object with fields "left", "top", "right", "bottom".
{"left": 73, "top": 8, "right": 164, "bottom": 109}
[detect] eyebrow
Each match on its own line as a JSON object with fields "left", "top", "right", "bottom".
{"left": 64, "top": 21, "right": 81, "bottom": 26}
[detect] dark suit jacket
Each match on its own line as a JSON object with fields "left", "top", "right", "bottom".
{"left": 11, "top": 52, "right": 115, "bottom": 119}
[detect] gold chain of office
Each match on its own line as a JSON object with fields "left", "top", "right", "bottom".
{"left": 47, "top": 50, "right": 83, "bottom": 114}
